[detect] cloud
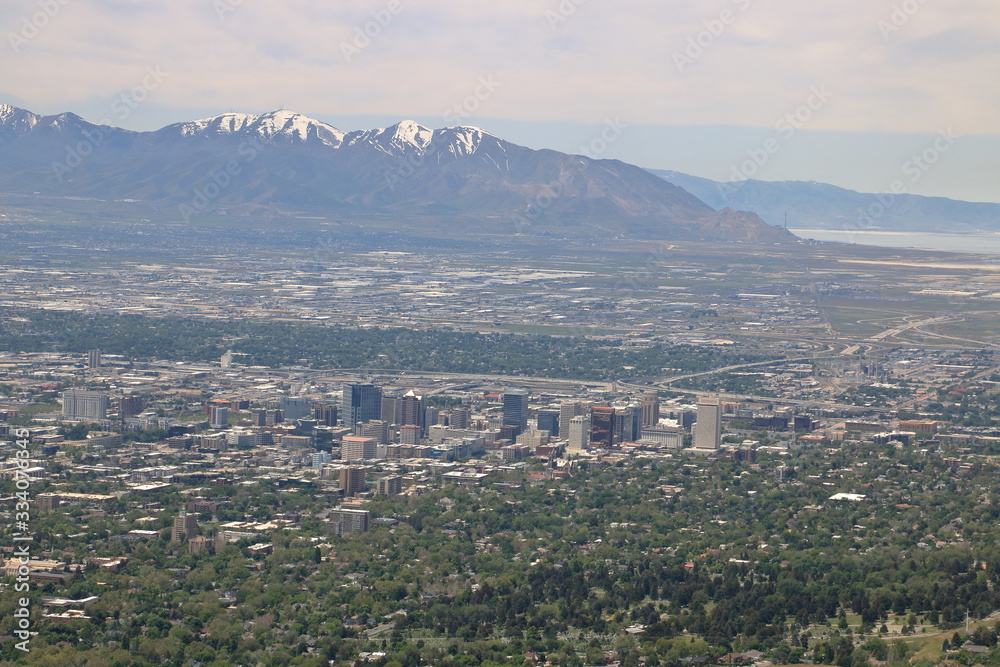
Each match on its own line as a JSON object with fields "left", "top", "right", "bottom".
{"left": 0, "top": 0, "right": 996, "bottom": 138}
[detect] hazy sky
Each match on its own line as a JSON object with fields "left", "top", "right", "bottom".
{"left": 3, "top": 0, "right": 998, "bottom": 202}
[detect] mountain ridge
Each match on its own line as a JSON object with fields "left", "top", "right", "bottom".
{"left": 0, "top": 104, "right": 792, "bottom": 243}
{"left": 650, "top": 169, "right": 1000, "bottom": 234}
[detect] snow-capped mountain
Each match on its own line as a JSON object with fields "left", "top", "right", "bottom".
{"left": 166, "top": 109, "right": 347, "bottom": 147}
{"left": 0, "top": 105, "right": 791, "bottom": 243}
{"left": 0, "top": 104, "right": 40, "bottom": 137}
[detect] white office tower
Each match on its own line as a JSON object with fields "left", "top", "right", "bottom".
{"left": 559, "top": 401, "right": 589, "bottom": 439}
{"left": 62, "top": 389, "right": 110, "bottom": 420}
{"left": 694, "top": 398, "right": 722, "bottom": 450}
{"left": 210, "top": 406, "right": 229, "bottom": 429}
{"left": 312, "top": 451, "right": 331, "bottom": 469}
{"left": 567, "top": 414, "right": 590, "bottom": 454}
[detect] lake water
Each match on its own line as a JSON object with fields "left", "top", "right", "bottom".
{"left": 790, "top": 229, "right": 1000, "bottom": 255}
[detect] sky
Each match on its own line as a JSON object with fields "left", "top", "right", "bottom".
{"left": 2, "top": 0, "right": 998, "bottom": 202}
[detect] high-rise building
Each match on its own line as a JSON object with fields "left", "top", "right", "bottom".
{"left": 361, "top": 420, "right": 390, "bottom": 445}
{"left": 377, "top": 475, "right": 403, "bottom": 496}
{"left": 614, "top": 405, "right": 641, "bottom": 443}
{"left": 312, "top": 451, "right": 331, "bottom": 469}
{"left": 694, "top": 398, "right": 722, "bottom": 450}
{"left": 400, "top": 390, "right": 424, "bottom": 432}
{"left": 559, "top": 401, "right": 590, "bottom": 438}
{"left": 502, "top": 387, "right": 530, "bottom": 435}
{"left": 343, "top": 384, "right": 382, "bottom": 429}
{"left": 589, "top": 406, "right": 615, "bottom": 449}
{"left": 314, "top": 403, "right": 338, "bottom": 427}
{"left": 341, "top": 435, "right": 377, "bottom": 461}
{"left": 424, "top": 406, "right": 440, "bottom": 429}
{"left": 220, "top": 350, "right": 233, "bottom": 369}
{"left": 172, "top": 510, "right": 198, "bottom": 542}
{"left": 567, "top": 415, "right": 590, "bottom": 452}
{"left": 87, "top": 349, "right": 101, "bottom": 369}
{"left": 62, "top": 389, "right": 109, "bottom": 420}
{"left": 381, "top": 396, "right": 402, "bottom": 426}
{"left": 339, "top": 466, "right": 366, "bottom": 496}
{"left": 280, "top": 396, "right": 313, "bottom": 422}
{"left": 118, "top": 395, "right": 145, "bottom": 417}
{"left": 209, "top": 406, "right": 229, "bottom": 429}
{"left": 536, "top": 409, "right": 559, "bottom": 437}
{"left": 640, "top": 393, "right": 660, "bottom": 427}
{"left": 449, "top": 407, "right": 471, "bottom": 430}
{"left": 400, "top": 424, "right": 421, "bottom": 445}
{"left": 328, "top": 508, "right": 370, "bottom": 535}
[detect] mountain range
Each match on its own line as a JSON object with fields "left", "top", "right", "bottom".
{"left": 0, "top": 105, "right": 789, "bottom": 244}
{"left": 651, "top": 169, "right": 1000, "bottom": 235}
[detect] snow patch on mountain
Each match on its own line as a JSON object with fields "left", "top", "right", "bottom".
{"left": 169, "top": 110, "right": 346, "bottom": 147}
{"left": 0, "top": 104, "right": 40, "bottom": 133}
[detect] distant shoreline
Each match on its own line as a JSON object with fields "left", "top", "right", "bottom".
{"left": 790, "top": 228, "right": 1000, "bottom": 255}
{"left": 792, "top": 229, "right": 1000, "bottom": 237}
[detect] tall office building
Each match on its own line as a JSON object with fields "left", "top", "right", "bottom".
{"left": 118, "top": 395, "right": 145, "bottom": 417}
{"left": 567, "top": 415, "right": 590, "bottom": 453}
{"left": 250, "top": 409, "right": 283, "bottom": 426}
{"left": 328, "top": 508, "right": 370, "bottom": 536}
{"left": 429, "top": 405, "right": 445, "bottom": 427}
{"left": 694, "top": 398, "right": 722, "bottom": 450}
{"left": 314, "top": 403, "right": 338, "bottom": 427}
{"left": 502, "top": 387, "right": 530, "bottom": 435}
{"left": 589, "top": 406, "right": 615, "bottom": 449}
{"left": 381, "top": 396, "right": 402, "bottom": 426}
{"left": 209, "top": 406, "right": 229, "bottom": 429}
{"left": 339, "top": 466, "right": 366, "bottom": 496}
{"left": 312, "top": 451, "right": 331, "bottom": 469}
{"left": 536, "top": 410, "right": 559, "bottom": 437}
{"left": 87, "top": 349, "right": 101, "bottom": 369}
{"left": 614, "top": 405, "right": 641, "bottom": 443}
{"left": 361, "top": 420, "right": 390, "bottom": 445}
{"left": 343, "top": 384, "right": 382, "bottom": 429}
{"left": 400, "top": 424, "right": 421, "bottom": 445}
{"left": 377, "top": 475, "right": 403, "bottom": 496}
{"left": 400, "top": 390, "right": 424, "bottom": 431}
{"left": 172, "top": 510, "right": 198, "bottom": 542}
{"left": 559, "top": 401, "right": 590, "bottom": 439}
{"left": 341, "top": 435, "right": 377, "bottom": 461}
{"left": 640, "top": 393, "right": 660, "bottom": 427}
{"left": 280, "top": 396, "right": 313, "bottom": 422}
{"left": 449, "top": 407, "right": 471, "bottom": 430}
{"left": 62, "top": 389, "right": 109, "bottom": 420}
